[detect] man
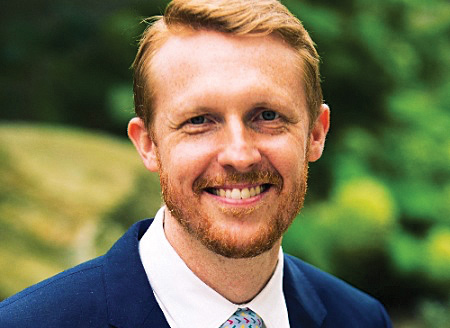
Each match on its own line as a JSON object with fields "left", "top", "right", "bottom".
{"left": 0, "top": 0, "right": 392, "bottom": 327}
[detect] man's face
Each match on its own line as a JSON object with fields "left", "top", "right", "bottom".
{"left": 132, "top": 30, "right": 328, "bottom": 258}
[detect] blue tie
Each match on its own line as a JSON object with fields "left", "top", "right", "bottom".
{"left": 219, "top": 307, "right": 265, "bottom": 328}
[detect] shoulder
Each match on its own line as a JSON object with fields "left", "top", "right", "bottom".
{"left": 284, "top": 254, "right": 392, "bottom": 327}
{"left": 0, "top": 255, "right": 108, "bottom": 327}
{"left": 0, "top": 219, "right": 155, "bottom": 328}
{"left": 284, "top": 254, "right": 377, "bottom": 306}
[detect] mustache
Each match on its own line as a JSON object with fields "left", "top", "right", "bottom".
{"left": 193, "top": 169, "right": 283, "bottom": 194}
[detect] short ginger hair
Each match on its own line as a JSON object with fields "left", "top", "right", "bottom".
{"left": 133, "top": 0, "right": 323, "bottom": 130}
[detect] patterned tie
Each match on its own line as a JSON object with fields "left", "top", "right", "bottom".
{"left": 219, "top": 307, "right": 265, "bottom": 328}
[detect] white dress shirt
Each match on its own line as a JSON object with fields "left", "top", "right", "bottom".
{"left": 139, "top": 206, "right": 290, "bottom": 328}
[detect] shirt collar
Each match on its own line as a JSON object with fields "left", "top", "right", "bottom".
{"left": 139, "top": 206, "right": 289, "bottom": 328}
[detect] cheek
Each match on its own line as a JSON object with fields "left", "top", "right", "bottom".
{"left": 160, "top": 137, "right": 219, "bottom": 184}
{"left": 261, "top": 133, "right": 307, "bottom": 177}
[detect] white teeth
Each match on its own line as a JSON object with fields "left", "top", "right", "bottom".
{"left": 226, "top": 189, "right": 232, "bottom": 198}
{"left": 241, "top": 188, "right": 250, "bottom": 199}
{"left": 231, "top": 188, "right": 241, "bottom": 199}
{"left": 213, "top": 185, "right": 266, "bottom": 199}
{"left": 255, "top": 185, "right": 261, "bottom": 194}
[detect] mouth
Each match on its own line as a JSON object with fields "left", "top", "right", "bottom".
{"left": 204, "top": 184, "right": 271, "bottom": 200}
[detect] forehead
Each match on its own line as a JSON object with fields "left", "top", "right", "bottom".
{"left": 155, "top": 29, "right": 296, "bottom": 61}
{"left": 149, "top": 30, "right": 304, "bottom": 112}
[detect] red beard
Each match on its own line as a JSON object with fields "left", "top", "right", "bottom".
{"left": 159, "top": 160, "right": 308, "bottom": 258}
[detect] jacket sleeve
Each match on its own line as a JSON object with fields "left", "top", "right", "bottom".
{"left": 378, "top": 301, "right": 393, "bottom": 328}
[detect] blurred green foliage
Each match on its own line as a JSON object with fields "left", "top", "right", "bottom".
{"left": 0, "top": 0, "right": 449, "bottom": 325}
{"left": 281, "top": 0, "right": 450, "bottom": 322}
{"left": 0, "top": 124, "right": 161, "bottom": 297}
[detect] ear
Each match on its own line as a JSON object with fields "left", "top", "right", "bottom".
{"left": 308, "top": 104, "right": 330, "bottom": 162}
{"left": 128, "top": 117, "right": 159, "bottom": 172}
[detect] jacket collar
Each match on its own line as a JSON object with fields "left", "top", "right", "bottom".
{"left": 103, "top": 219, "right": 169, "bottom": 328}
{"left": 102, "top": 219, "right": 326, "bottom": 328}
{"left": 283, "top": 255, "right": 327, "bottom": 327}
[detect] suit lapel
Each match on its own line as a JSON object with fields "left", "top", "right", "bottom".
{"left": 101, "top": 220, "right": 327, "bottom": 328}
{"left": 102, "top": 219, "right": 170, "bottom": 328}
{"left": 283, "top": 255, "right": 327, "bottom": 327}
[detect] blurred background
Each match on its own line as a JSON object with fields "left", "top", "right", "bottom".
{"left": 0, "top": 0, "right": 449, "bottom": 326}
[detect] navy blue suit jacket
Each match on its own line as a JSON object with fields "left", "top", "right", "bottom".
{"left": 0, "top": 219, "right": 392, "bottom": 327}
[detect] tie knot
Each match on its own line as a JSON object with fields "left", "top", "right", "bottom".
{"left": 219, "top": 307, "right": 264, "bottom": 328}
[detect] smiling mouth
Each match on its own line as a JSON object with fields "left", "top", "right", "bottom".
{"left": 205, "top": 184, "right": 271, "bottom": 200}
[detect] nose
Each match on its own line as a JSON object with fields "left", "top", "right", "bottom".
{"left": 217, "top": 118, "right": 262, "bottom": 172}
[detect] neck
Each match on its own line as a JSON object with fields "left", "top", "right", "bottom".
{"left": 163, "top": 208, "right": 281, "bottom": 304}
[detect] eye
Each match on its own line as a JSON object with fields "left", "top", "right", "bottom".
{"left": 188, "top": 115, "right": 207, "bottom": 125}
{"left": 258, "top": 110, "right": 279, "bottom": 121}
